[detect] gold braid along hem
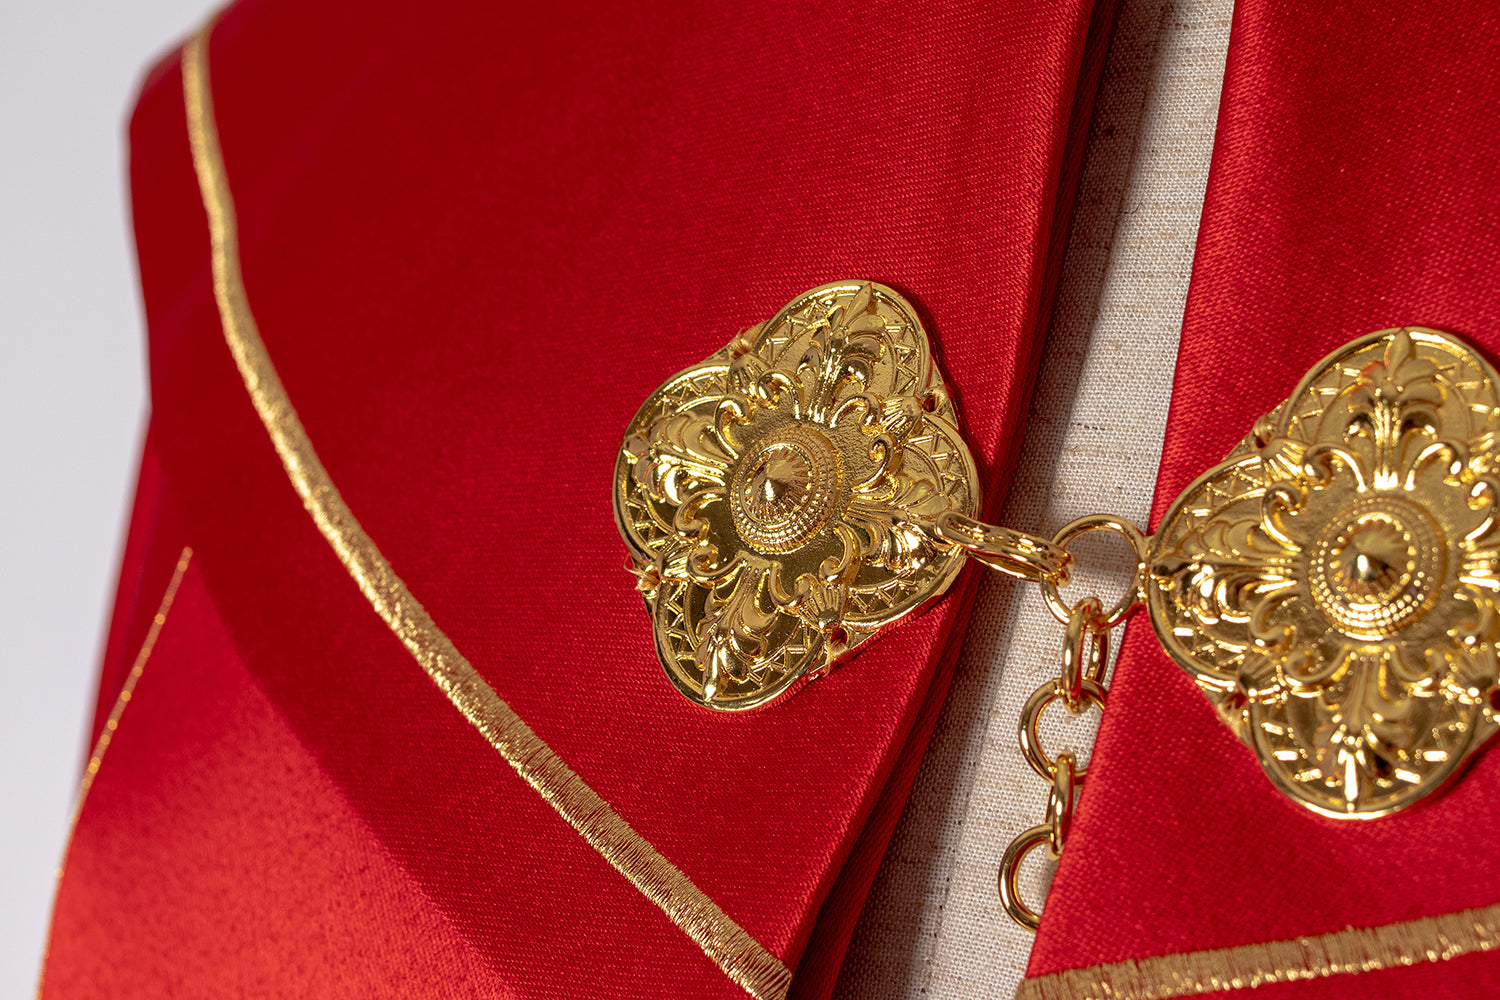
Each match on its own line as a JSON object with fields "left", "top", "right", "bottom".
{"left": 1018, "top": 902, "right": 1500, "bottom": 1000}
{"left": 181, "top": 26, "right": 790, "bottom": 1000}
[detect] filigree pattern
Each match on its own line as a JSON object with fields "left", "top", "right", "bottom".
{"left": 1148, "top": 329, "right": 1500, "bottom": 816}
{"left": 614, "top": 283, "right": 979, "bottom": 710}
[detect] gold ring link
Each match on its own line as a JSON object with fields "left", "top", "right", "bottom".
{"left": 991, "top": 515, "right": 1143, "bottom": 932}
{"left": 1045, "top": 751, "right": 1077, "bottom": 861}
{"left": 934, "top": 511, "right": 1072, "bottom": 586}
{"left": 1040, "top": 514, "right": 1149, "bottom": 628}
{"left": 1018, "top": 676, "right": 1106, "bottom": 782}
{"left": 1061, "top": 597, "right": 1108, "bottom": 713}
{"left": 998, "top": 823, "right": 1052, "bottom": 932}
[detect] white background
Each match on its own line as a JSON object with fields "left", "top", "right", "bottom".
{"left": 1, "top": 3, "right": 218, "bottom": 996}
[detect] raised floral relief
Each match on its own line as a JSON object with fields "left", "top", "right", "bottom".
{"left": 614, "top": 283, "right": 979, "bottom": 710}
{"left": 1148, "top": 329, "right": 1500, "bottom": 816}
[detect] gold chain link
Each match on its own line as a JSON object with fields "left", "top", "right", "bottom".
{"left": 935, "top": 511, "right": 1074, "bottom": 585}
{"left": 976, "top": 514, "right": 1149, "bottom": 932}
{"left": 1044, "top": 750, "right": 1076, "bottom": 861}
{"left": 1060, "top": 597, "right": 1107, "bottom": 714}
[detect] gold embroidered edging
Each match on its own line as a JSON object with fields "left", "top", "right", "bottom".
{"left": 38, "top": 546, "right": 194, "bottom": 1000}
{"left": 179, "top": 28, "right": 791, "bottom": 1000}
{"left": 1018, "top": 903, "right": 1500, "bottom": 1000}
{"left": 75, "top": 546, "right": 195, "bottom": 810}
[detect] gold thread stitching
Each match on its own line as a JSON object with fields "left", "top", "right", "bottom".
{"left": 179, "top": 28, "right": 791, "bottom": 1000}
{"left": 39, "top": 546, "right": 194, "bottom": 999}
{"left": 75, "top": 547, "right": 195, "bottom": 810}
{"left": 1018, "top": 903, "right": 1500, "bottom": 1000}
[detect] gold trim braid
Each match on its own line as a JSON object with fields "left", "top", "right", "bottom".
{"left": 180, "top": 28, "right": 790, "bottom": 1000}
{"left": 39, "top": 546, "right": 194, "bottom": 1000}
{"left": 76, "top": 547, "right": 195, "bottom": 807}
{"left": 1018, "top": 902, "right": 1500, "bottom": 1000}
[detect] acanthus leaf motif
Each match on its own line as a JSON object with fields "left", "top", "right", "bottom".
{"left": 1147, "top": 328, "right": 1500, "bottom": 816}
{"left": 614, "top": 282, "right": 980, "bottom": 711}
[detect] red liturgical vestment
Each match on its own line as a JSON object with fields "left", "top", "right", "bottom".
{"left": 41, "top": 0, "right": 1500, "bottom": 998}
{"left": 1031, "top": 3, "right": 1500, "bottom": 997}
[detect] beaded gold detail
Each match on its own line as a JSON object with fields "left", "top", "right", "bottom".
{"left": 615, "top": 282, "right": 980, "bottom": 711}
{"left": 1147, "top": 329, "right": 1500, "bottom": 817}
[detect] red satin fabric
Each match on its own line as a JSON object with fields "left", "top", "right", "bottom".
{"left": 1032, "top": 0, "right": 1500, "bottom": 993}
{"left": 47, "top": 1, "right": 1112, "bottom": 996}
{"left": 50, "top": 554, "right": 515, "bottom": 999}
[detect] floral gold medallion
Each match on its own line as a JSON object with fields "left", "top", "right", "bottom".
{"left": 617, "top": 287, "right": 1500, "bottom": 820}
{"left": 614, "top": 283, "right": 980, "bottom": 711}
{"left": 1147, "top": 329, "right": 1500, "bottom": 816}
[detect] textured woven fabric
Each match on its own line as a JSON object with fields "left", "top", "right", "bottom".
{"left": 56, "top": 0, "right": 1500, "bottom": 996}
{"left": 48, "top": 2, "right": 1114, "bottom": 997}
{"left": 837, "top": 1, "right": 1231, "bottom": 995}
{"left": 48, "top": 555, "right": 509, "bottom": 998}
{"left": 1031, "top": 0, "right": 1500, "bottom": 992}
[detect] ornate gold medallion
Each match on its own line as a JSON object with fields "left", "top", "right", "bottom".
{"left": 618, "top": 288, "right": 1498, "bottom": 822}
{"left": 614, "top": 283, "right": 981, "bottom": 710}
{"left": 1148, "top": 329, "right": 1500, "bottom": 817}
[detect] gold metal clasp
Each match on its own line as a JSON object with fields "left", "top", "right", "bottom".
{"left": 934, "top": 511, "right": 1072, "bottom": 585}
{"left": 615, "top": 286, "right": 1500, "bottom": 827}
{"left": 996, "top": 516, "right": 1147, "bottom": 930}
{"left": 614, "top": 282, "right": 984, "bottom": 711}
{"left": 1145, "top": 328, "right": 1500, "bottom": 818}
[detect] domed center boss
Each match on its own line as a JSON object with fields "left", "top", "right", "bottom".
{"left": 614, "top": 283, "right": 985, "bottom": 712}
{"left": 613, "top": 282, "right": 1500, "bottom": 841}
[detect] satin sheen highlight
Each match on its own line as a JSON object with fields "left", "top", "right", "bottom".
{"left": 181, "top": 27, "right": 791, "bottom": 1000}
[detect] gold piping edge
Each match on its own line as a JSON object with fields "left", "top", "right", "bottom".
{"left": 1017, "top": 902, "right": 1500, "bottom": 1000}
{"left": 180, "top": 27, "right": 791, "bottom": 1000}
{"left": 74, "top": 547, "right": 195, "bottom": 813}
{"left": 38, "top": 545, "right": 194, "bottom": 998}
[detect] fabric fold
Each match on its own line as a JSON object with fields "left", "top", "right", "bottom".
{"left": 48, "top": 0, "right": 1115, "bottom": 996}
{"left": 1029, "top": 1, "right": 1500, "bottom": 995}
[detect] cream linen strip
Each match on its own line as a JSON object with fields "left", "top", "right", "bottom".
{"left": 837, "top": 1, "right": 1233, "bottom": 997}
{"left": 1016, "top": 903, "right": 1500, "bottom": 1000}
{"left": 179, "top": 28, "right": 790, "bottom": 1000}
{"left": 842, "top": 2, "right": 1500, "bottom": 999}
{"left": 919, "top": 2, "right": 1235, "bottom": 994}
